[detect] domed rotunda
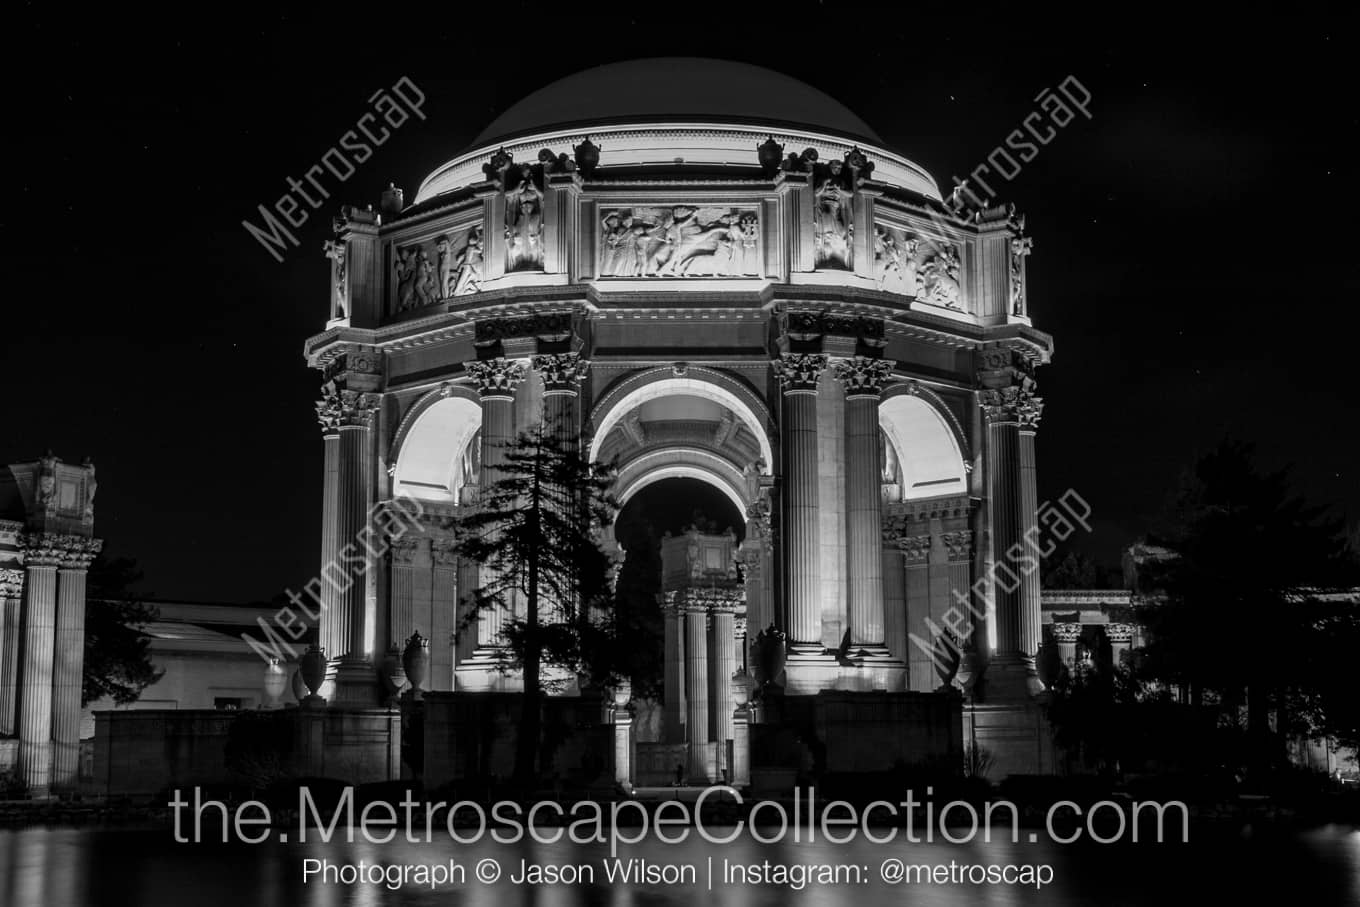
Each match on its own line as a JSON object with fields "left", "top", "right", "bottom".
{"left": 306, "top": 58, "right": 1056, "bottom": 782}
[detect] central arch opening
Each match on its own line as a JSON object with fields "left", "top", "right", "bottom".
{"left": 611, "top": 477, "right": 745, "bottom": 748}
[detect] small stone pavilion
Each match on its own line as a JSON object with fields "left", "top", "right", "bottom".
{"left": 0, "top": 454, "right": 101, "bottom": 796}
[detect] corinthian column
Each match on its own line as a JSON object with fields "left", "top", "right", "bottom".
{"left": 979, "top": 354, "right": 1044, "bottom": 697}
{"left": 315, "top": 395, "right": 342, "bottom": 660}
{"left": 708, "top": 598, "right": 737, "bottom": 759}
{"left": 684, "top": 603, "right": 712, "bottom": 782}
{"left": 834, "top": 356, "right": 893, "bottom": 651}
{"left": 532, "top": 353, "right": 588, "bottom": 446}
{"left": 52, "top": 537, "right": 100, "bottom": 791}
{"left": 16, "top": 534, "right": 62, "bottom": 795}
{"left": 317, "top": 382, "right": 380, "bottom": 704}
{"left": 532, "top": 353, "right": 588, "bottom": 636}
{"left": 0, "top": 566, "right": 23, "bottom": 737}
{"left": 467, "top": 358, "right": 526, "bottom": 653}
{"left": 772, "top": 353, "right": 826, "bottom": 652}
{"left": 1051, "top": 622, "right": 1081, "bottom": 667}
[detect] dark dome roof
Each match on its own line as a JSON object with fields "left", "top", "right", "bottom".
{"left": 472, "top": 58, "right": 883, "bottom": 147}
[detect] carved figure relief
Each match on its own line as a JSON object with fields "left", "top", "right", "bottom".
{"left": 918, "top": 243, "right": 962, "bottom": 308}
{"left": 872, "top": 223, "right": 964, "bottom": 309}
{"left": 1010, "top": 235, "right": 1032, "bottom": 316}
{"left": 504, "top": 165, "right": 545, "bottom": 272}
{"left": 323, "top": 239, "right": 347, "bottom": 318}
{"left": 393, "top": 226, "right": 483, "bottom": 312}
{"left": 598, "top": 206, "right": 759, "bottom": 277}
{"left": 813, "top": 170, "right": 854, "bottom": 270}
{"left": 810, "top": 149, "right": 873, "bottom": 271}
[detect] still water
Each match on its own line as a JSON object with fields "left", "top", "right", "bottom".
{"left": 1, "top": 823, "right": 1357, "bottom": 907}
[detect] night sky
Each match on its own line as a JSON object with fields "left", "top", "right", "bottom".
{"left": 7, "top": 7, "right": 1355, "bottom": 603}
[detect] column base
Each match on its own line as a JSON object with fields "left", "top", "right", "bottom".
{"left": 687, "top": 741, "right": 718, "bottom": 785}
{"left": 975, "top": 653, "right": 1046, "bottom": 703}
{"left": 331, "top": 656, "right": 380, "bottom": 706}
{"left": 783, "top": 647, "right": 838, "bottom": 694}
{"left": 455, "top": 649, "right": 522, "bottom": 692}
{"left": 964, "top": 698, "right": 1055, "bottom": 778}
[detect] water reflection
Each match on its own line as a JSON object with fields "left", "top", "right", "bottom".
{"left": 0, "top": 824, "right": 1356, "bottom": 906}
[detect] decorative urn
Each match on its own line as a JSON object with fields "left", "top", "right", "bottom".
{"left": 572, "top": 136, "right": 600, "bottom": 176}
{"left": 380, "top": 644, "right": 407, "bottom": 704}
{"left": 299, "top": 645, "right": 328, "bottom": 703}
{"left": 757, "top": 136, "right": 784, "bottom": 177}
{"left": 731, "top": 668, "right": 754, "bottom": 708}
{"left": 262, "top": 657, "right": 288, "bottom": 709}
{"left": 402, "top": 631, "right": 429, "bottom": 700}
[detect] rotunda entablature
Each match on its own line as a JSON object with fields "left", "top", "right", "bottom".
{"left": 311, "top": 59, "right": 1050, "bottom": 381}
{"left": 414, "top": 123, "right": 943, "bottom": 204}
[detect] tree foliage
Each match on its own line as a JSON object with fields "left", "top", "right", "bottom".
{"left": 1135, "top": 439, "right": 1360, "bottom": 763}
{"left": 451, "top": 426, "right": 622, "bottom": 784}
{"left": 83, "top": 555, "right": 163, "bottom": 706}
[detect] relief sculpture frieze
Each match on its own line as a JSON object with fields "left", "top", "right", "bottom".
{"left": 599, "top": 206, "right": 760, "bottom": 278}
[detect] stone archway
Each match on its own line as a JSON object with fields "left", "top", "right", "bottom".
{"left": 390, "top": 391, "right": 482, "bottom": 504}
{"left": 878, "top": 391, "right": 968, "bottom": 501}
{"left": 589, "top": 369, "right": 774, "bottom": 474}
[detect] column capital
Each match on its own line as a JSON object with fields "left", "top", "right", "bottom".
{"left": 1105, "top": 622, "right": 1136, "bottom": 644}
{"left": 941, "top": 529, "right": 973, "bottom": 561}
{"left": 832, "top": 355, "right": 894, "bottom": 398}
{"left": 772, "top": 353, "right": 828, "bottom": 394}
{"left": 389, "top": 535, "right": 425, "bottom": 566}
{"left": 20, "top": 533, "right": 101, "bottom": 569}
{"left": 431, "top": 538, "right": 459, "bottom": 567}
{"left": 979, "top": 385, "right": 1043, "bottom": 428}
{"left": 465, "top": 357, "right": 527, "bottom": 400}
{"left": 0, "top": 567, "right": 24, "bottom": 597}
{"left": 897, "top": 534, "right": 932, "bottom": 565}
{"left": 316, "top": 382, "right": 379, "bottom": 432}
{"left": 531, "top": 352, "right": 589, "bottom": 395}
{"left": 1051, "top": 622, "right": 1082, "bottom": 644}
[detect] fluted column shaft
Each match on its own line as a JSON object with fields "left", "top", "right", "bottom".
{"left": 774, "top": 354, "right": 826, "bottom": 648}
{"left": 337, "top": 422, "right": 372, "bottom": 659}
{"left": 987, "top": 418, "right": 1023, "bottom": 655}
{"left": 684, "top": 606, "right": 711, "bottom": 781}
{"left": 1018, "top": 428, "right": 1041, "bottom": 657}
{"left": 318, "top": 432, "right": 341, "bottom": 656}
{"left": 0, "top": 571, "right": 22, "bottom": 736}
{"left": 709, "top": 607, "right": 736, "bottom": 752}
{"left": 18, "top": 563, "right": 57, "bottom": 795}
{"left": 663, "top": 599, "right": 684, "bottom": 741}
{"left": 534, "top": 353, "right": 587, "bottom": 630}
{"left": 882, "top": 546, "right": 906, "bottom": 662}
{"left": 478, "top": 392, "right": 515, "bottom": 647}
{"left": 51, "top": 566, "right": 89, "bottom": 790}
